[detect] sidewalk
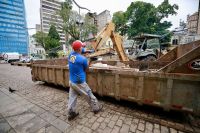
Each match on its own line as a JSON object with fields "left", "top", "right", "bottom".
{"left": 0, "top": 87, "right": 69, "bottom": 133}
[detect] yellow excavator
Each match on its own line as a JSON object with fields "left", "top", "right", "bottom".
{"left": 85, "top": 22, "right": 129, "bottom": 61}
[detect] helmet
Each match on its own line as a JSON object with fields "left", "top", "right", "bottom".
{"left": 72, "top": 40, "right": 82, "bottom": 50}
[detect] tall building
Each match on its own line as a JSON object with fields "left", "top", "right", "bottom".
{"left": 40, "top": 0, "right": 65, "bottom": 44}
{"left": 96, "top": 10, "right": 111, "bottom": 32}
{"left": 0, "top": 0, "right": 29, "bottom": 55}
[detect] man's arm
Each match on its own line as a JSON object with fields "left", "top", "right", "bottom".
{"left": 82, "top": 48, "right": 95, "bottom": 54}
{"left": 83, "top": 58, "right": 89, "bottom": 71}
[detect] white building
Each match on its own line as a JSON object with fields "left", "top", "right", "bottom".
{"left": 171, "top": 11, "right": 200, "bottom": 45}
{"left": 29, "top": 36, "right": 45, "bottom": 57}
{"left": 40, "top": 0, "right": 65, "bottom": 44}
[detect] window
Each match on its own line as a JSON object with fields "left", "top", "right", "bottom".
{"left": 42, "top": 5, "right": 58, "bottom": 11}
{"left": 0, "top": 8, "right": 23, "bottom": 16}
{"left": 13, "top": 1, "right": 22, "bottom": 7}
{"left": 172, "top": 39, "right": 178, "bottom": 45}
{"left": 0, "top": 13, "right": 24, "bottom": 21}
{"left": 0, "top": 3, "right": 23, "bottom": 11}
{"left": 0, "top": 18, "right": 24, "bottom": 25}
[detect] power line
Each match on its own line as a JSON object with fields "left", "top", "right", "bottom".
{"left": 72, "top": 0, "right": 90, "bottom": 11}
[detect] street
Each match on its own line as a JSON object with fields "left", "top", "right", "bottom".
{"left": 0, "top": 64, "right": 197, "bottom": 133}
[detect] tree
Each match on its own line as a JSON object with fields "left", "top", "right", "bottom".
{"left": 59, "top": 1, "right": 79, "bottom": 40}
{"left": 80, "top": 15, "right": 97, "bottom": 41}
{"left": 44, "top": 25, "right": 60, "bottom": 50}
{"left": 48, "top": 24, "right": 60, "bottom": 40}
{"left": 32, "top": 31, "right": 47, "bottom": 48}
{"left": 32, "top": 25, "right": 60, "bottom": 51}
{"left": 112, "top": 11, "right": 127, "bottom": 36}
{"left": 125, "top": 1, "right": 157, "bottom": 37}
{"left": 113, "top": 0, "right": 178, "bottom": 41}
{"left": 59, "top": 0, "right": 97, "bottom": 44}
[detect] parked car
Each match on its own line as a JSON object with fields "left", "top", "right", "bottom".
{"left": 30, "top": 56, "right": 43, "bottom": 62}
{"left": 20, "top": 57, "right": 31, "bottom": 63}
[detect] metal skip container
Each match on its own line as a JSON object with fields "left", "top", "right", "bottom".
{"left": 31, "top": 59, "right": 200, "bottom": 116}
{"left": 31, "top": 41, "right": 200, "bottom": 115}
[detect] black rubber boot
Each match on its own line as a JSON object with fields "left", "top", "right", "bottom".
{"left": 68, "top": 112, "right": 79, "bottom": 121}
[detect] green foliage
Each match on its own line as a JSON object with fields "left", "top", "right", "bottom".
{"left": 32, "top": 25, "right": 61, "bottom": 52}
{"left": 157, "top": 0, "right": 178, "bottom": 19}
{"left": 44, "top": 36, "right": 60, "bottom": 50}
{"left": 44, "top": 25, "right": 60, "bottom": 51}
{"left": 80, "top": 15, "right": 97, "bottom": 41}
{"left": 48, "top": 25, "right": 60, "bottom": 40}
{"left": 112, "top": 11, "right": 127, "bottom": 35}
{"left": 60, "top": 0, "right": 72, "bottom": 25}
{"left": 47, "top": 51, "right": 58, "bottom": 58}
{"left": 113, "top": 0, "right": 178, "bottom": 42}
{"left": 32, "top": 31, "right": 47, "bottom": 48}
{"left": 59, "top": 1, "right": 80, "bottom": 40}
{"left": 125, "top": 1, "right": 157, "bottom": 37}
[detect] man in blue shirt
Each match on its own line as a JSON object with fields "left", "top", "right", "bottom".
{"left": 67, "top": 40, "right": 103, "bottom": 120}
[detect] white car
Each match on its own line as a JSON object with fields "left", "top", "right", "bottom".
{"left": 30, "top": 57, "right": 43, "bottom": 62}
{"left": 20, "top": 57, "right": 31, "bottom": 63}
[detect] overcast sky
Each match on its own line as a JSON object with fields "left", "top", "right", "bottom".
{"left": 24, "top": 0, "right": 199, "bottom": 35}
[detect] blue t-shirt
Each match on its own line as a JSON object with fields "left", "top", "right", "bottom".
{"left": 68, "top": 51, "right": 88, "bottom": 84}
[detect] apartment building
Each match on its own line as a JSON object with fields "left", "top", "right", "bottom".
{"left": 96, "top": 10, "right": 111, "bottom": 32}
{"left": 187, "top": 12, "right": 199, "bottom": 34}
{"left": 40, "top": 0, "right": 65, "bottom": 44}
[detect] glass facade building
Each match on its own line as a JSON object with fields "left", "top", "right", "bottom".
{"left": 0, "top": 0, "right": 28, "bottom": 55}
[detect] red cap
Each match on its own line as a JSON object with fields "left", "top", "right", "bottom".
{"left": 72, "top": 40, "right": 82, "bottom": 50}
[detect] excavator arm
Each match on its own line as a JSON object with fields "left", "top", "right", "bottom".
{"left": 88, "top": 22, "right": 129, "bottom": 61}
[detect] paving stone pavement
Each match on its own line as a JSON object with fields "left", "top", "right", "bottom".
{"left": 0, "top": 64, "right": 198, "bottom": 133}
